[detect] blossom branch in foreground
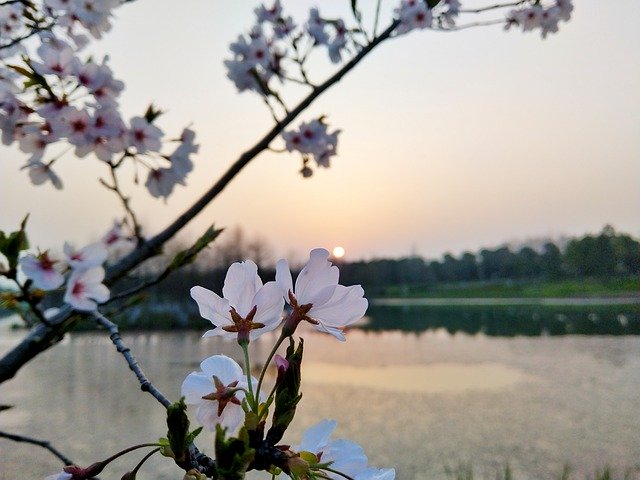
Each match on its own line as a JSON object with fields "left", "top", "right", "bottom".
{"left": 91, "top": 310, "right": 171, "bottom": 408}
{"left": 0, "top": 430, "right": 74, "bottom": 465}
{"left": 0, "top": 18, "right": 400, "bottom": 385}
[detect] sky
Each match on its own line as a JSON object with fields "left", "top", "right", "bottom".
{"left": 1, "top": 0, "right": 639, "bottom": 264}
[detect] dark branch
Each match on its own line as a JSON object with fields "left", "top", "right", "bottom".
{"left": 92, "top": 310, "right": 171, "bottom": 408}
{"left": 0, "top": 430, "right": 74, "bottom": 465}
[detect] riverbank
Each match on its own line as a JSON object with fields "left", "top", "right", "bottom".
{"left": 379, "top": 277, "right": 640, "bottom": 300}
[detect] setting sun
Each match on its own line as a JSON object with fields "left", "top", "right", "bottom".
{"left": 332, "top": 246, "right": 346, "bottom": 259}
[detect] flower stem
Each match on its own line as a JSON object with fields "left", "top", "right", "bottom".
{"left": 320, "top": 467, "right": 355, "bottom": 480}
{"left": 255, "top": 330, "right": 288, "bottom": 404}
{"left": 241, "top": 343, "right": 257, "bottom": 412}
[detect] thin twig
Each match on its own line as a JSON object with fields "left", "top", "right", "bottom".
{"left": 0, "top": 22, "right": 55, "bottom": 51}
{"left": 92, "top": 311, "right": 171, "bottom": 408}
{"left": 101, "top": 161, "right": 143, "bottom": 244}
{"left": 459, "top": 1, "right": 526, "bottom": 14}
{"left": 0, "top": 430, "right": 74, "bottom": 465}
{"left": 373, "top": 0, "right": 383, "bottom": 38}
{"left": 434, "top": 19, "right": 505, "bottom": 32}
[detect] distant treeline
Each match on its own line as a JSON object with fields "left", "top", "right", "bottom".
{"left": 338, "top": 225, "right": 640, "bottom": 292}
{"left": 143, "top": 225, "right": 639, "bottom": 304}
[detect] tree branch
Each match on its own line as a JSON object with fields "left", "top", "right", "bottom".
{"left": 0, "top": 430, "right": 74, "bottom": 465}
{"left": 92, "top": 310, "right": 171, "bottom": 408}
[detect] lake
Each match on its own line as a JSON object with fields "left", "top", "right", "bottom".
{"left": 1, "top": 304, "right": 640, "bottom": 480}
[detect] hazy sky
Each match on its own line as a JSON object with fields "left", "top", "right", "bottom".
{"left": 1, "top": 0, "right": 639, "bottom": 263}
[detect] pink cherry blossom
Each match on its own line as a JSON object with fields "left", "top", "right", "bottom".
{"left": 19, "top": 252, "right": 64, "bottom": 290}
{"left": 64, "top": 266, "right": 109, "bottom": 311}
{"left": 63, "top": 242, "right": 108, "bottom": 270}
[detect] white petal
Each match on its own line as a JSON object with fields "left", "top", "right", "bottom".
{"left": 85, "top": 283, "right": 110, "bottom": 303}
{"left": 222, "top": 261, "right": 262, "bottom": 316}
{"left": 80, "top": 242, "right": 108, "bottom": 266}
{"left": 199, "top": 355, "right": 243, "bottom": 386}
{"left": 324, "top": 439, "right": 368, "bottom": 478}
{"left": 77, "top": 266, "right": 105, "bottom": 284}
{"left": 310, "top": 285, "right": 367, "bottom": 328}
{"left": 252, "top": 281, "right": 285, "bottom": 329}
{"left": 195, "top": 400, "right": 223, "bottom": 432}
{"left": 181, "top": 371, "right": 214, "bottom": 404}
{"left": 218, "top": 402, "right": 245, "bottom": 433}
{"left": 314, "top": 323, "right": 346, "bottom": 342}
{"left": 190, "top": 286, "right": 232, "bottom": 327}
{"left": 298, "top": 419, "right": 337, "bottom": 453}
{"left": 275, "top": 259, "right": 293, "bottom": 300}
{"left": 295, "top": 249, "right": 339, "bottom": 305}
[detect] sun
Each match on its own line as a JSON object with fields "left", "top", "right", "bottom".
{"left": 332, "top": 246, "right": 346, "bottom": 259}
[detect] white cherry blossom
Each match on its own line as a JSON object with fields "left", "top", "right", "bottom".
{"left": 63, "top": 242, "right": 108, "bottom": 270}
{"left": 24, "top": 161, "right": 63, "bottom": 189}
{"left": 191, "top": 260, "right": 284, "bottom": 343}
{"left": 276, "top": 248, "right": 368, "bottom": 341}
{"left": 64, "top": 266, "right": 109, "bottom": 311}
{"left": 181, "top": 355, "right": 257, "bottom": 433}
{"left": 296, "top": 420, "right": 369, "bottom": 479}
{"left": 19, "top": 252, "right": 64, "bottom": 290}
{"left": 129, "top": 116, "right": 163, "bottom": 154}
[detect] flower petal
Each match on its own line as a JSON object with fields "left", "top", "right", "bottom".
{"left": 298, "top": 419, "right": 337, "bottom": 453}
{"left": 295, "top": 248, "right": 339, "bottom": 305}
{"left": 199, "top": 354, "right": 243, "bottom": 386}
{"left": 222, "top": 261, "right": 262, "bottom": 316}
{"left": 181, "top": 372, "right": 213, "bottom": 404}
{"left": 190, "top": 286, "right": 232, "bottom": 327}
{"left": 275, "top": 259, "right": 293, "bottom": 300}
{"left": 309, "top": 284, "right": 368, "bottom": 328}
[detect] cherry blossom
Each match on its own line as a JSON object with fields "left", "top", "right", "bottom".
{"left": 295, "top": 420, "right": 369, "bottom": 479}
{"left": 191, "top": 260, "right": 284, "bottom": 343}
{"left": 276, "top": 248, "right": 368, "bottom": 341}
{"left": 181, "top": 355, "right": 257, "bottom": 433}
{"left": 128, "top": 116, "right": 163, "bottom": 154}
{"left": 19, "top": 252, "right": 64, "bottom": 290}
{"left": 64, "top": 266, "right": 109, "bottom": 311}
{"left": 395, "top": 0, "right": 433, "bottom": 35}
{"left": 101, "top": 220, "right": 133, "bottom": 250}
{"left": 63, "top": 242, "right": 108, "bottom": 270}
{"left": 23, "top": 161, "right": 63, "bottom": 189}
{"left": 504, "top": 1, "right": 573, "bottom": 38}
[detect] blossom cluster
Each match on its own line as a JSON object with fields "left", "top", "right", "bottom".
{"left": 225, "top": 2, "right": 357, "bottom": 95}
{"left": 17, "top": 221, "right": 131, "bottom": 311}
{"left": 0, "top": 36, "right": 199, "bottom": 198}
{"left": 505, "top": 0, "right": 574, "bottom": 38}
{"left": 0, "top": 0, "right": 122, "bottom": 59}
{"left": 282, "top": 118, "right": 340, "bottom": 177}
{"left": 178, "top": 248, "right": 391, "bottom": 479}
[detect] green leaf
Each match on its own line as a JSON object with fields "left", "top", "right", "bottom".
{"left": 167, "top": 225, "right": 223, "bottom": 272}
{"left": 0, "top": 215, "right": 29, "bottom": 271}
{"left": 157, "top": 437, "right": 175, "bottom": 459}
{"left": 166, "top": 398, "right": 191, "bottom": 462}
{"left": 266, "top": 338, "right": 304, "bottom": 445}
{"left": 350, "top": 0, "right": 361, "bottom": 20}
{"left": 144, "top": 104, "right": 164, "bottom": 123}
{"left": 215, "top": 425, "right": 255, "bottom": 480}
{"left": 425, "top": 0, "right": 442, "bottom": 8}
{"left": 7, "top": 64, "right": 33, "bottom": 78}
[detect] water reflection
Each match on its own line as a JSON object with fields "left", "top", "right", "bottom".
{"left": 361, "top": 304, "right": 640, "bottom": 336}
